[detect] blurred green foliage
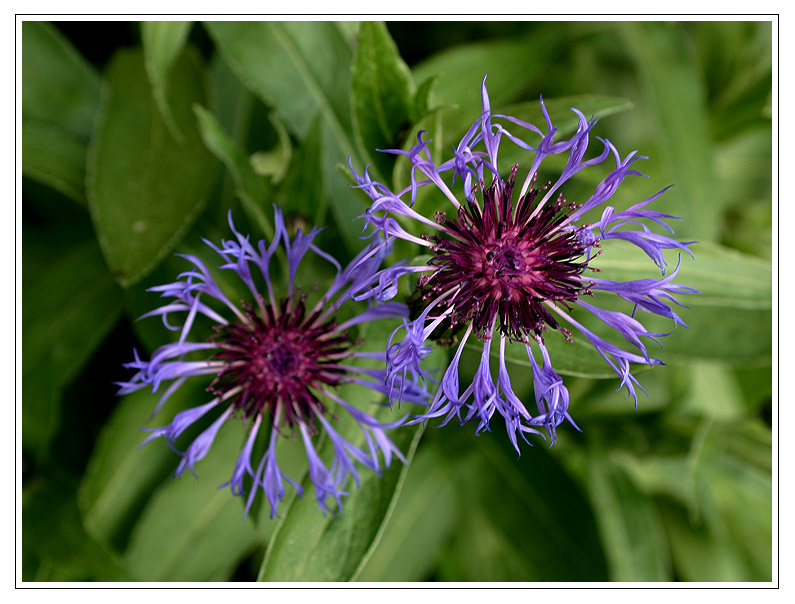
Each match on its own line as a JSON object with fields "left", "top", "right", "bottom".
{"left": 21, "top": 20, "right": 773, "bottom": 582}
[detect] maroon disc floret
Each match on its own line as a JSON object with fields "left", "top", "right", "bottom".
{"left": 209, "top": 294, "right": 353, "bottom": 429}
{"left": 419, "top": 165, "right": 595, "bottom": 343}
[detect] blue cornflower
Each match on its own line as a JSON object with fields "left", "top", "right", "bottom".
{"left": 118, "top": 208, "right": 425, "bottom": 517}
{"left": 349, "top": 77, "right": 698, "bottom": 450}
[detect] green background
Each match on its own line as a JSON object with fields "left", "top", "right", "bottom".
{"left": 21, "top": 20, "right": 773, "bottom": 582}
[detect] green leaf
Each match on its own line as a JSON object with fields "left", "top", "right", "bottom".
{"left": 717, "top": 128, "right": 772, "bottom": 260}
{"left": 258, "top": 336, "right": 447, "bottom": 582}
{"left": 142, "top": 21, "right": 193, "bottom": 141}
{"left": 436, "top": 430, "right": 609, "bottom": 581}
{"left": 412, "top": 32, "right": 563, "bottom": 146}
{"left": 123, "top": 421, "right": 262, "bottom": 581}
{"left": 259, "top": 422, "right": 425, "bottom": 582}
{"left": 621, "top": 419, "right": 772, "bottom": 581}
{"left": 353, "top": 441, "right": 460, "bottom": 581}
{"left": 21, "top": 21, "right": 101, "bottom": 138}
{"left": 86, "top": 48, "right": 216, "bottom": 287}
{"left": 585, "top": 449, "right": 671, "bottom": 581}
{"left": 194, "top": 104, "right": 273, "bottom": 238}
{"left": 619, "top": 22, "right": 720, "bottom": 241}
{"left": 530, "top": 334, "right": 617, "bottom": 378}
{"left": 351, "top": 21, "right": 414, "bottom": 184}
{"left": 467, "top": 326, "right": 616, "bottom": 379}
{"left": 692, "top": 22, "right": 772, "bottom": 141}
{"left": 22, "top": 238, "right": 122, "bottom": 458}
{"left": 78, "top": 381, "right": 212, "bottom": 551}
{"left": 436, "top": 492, "right": 535, "bottom": 581}
{"left": 279, "top": 113, "right": 325, "bottom": 223}
{"left": 204, "top": 21, "right": 354, "bottom": 151}
{"left": 205, "top": 21, "right": 366, "bottom": 255}
{"left": 321, "top": 120, "right": 369, "bottom": 256}
{"left": 411, "top": 73, "right": 443, "bottom": 123}
{"left": 675, "top": 361, "right": 747, "bottom": 419}
{"left": 23, "top": 481, "right": 132, "bottom": 581}
{"left": 22, "top": 120, "right": 87, "bottom": 204}
{"left": 594, "top": 241, "right": 772, "bottom": 365}
{"left": 250, "top": 113, "right": 293, "bottom": 184}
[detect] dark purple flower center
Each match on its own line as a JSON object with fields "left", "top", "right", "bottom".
{"left": 419, "top": 166, "right": 595, "bottom": 343}
{"left": 209, "top": 295, "right": 353, "bottom": 428}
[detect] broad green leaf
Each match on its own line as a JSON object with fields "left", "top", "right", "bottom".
{"left": 204, "top": 21, "right": 354, "bottom": 151}
{"left": 124, "top": 421, "right": 262, "bottom": 581}
{"left": 22, "top": 238, "right": 122, "bottom": 458}
{"left": 351, "top": 21, "right": 414, "bottom": 184}
{"left": 87, "top": 48, "right": 215, "bottom": 287}
{"left": 657, "top": 499, "right": 755, "bottom": 582}
{"left": 594, "top": 241, "right": 772, "bottom": 364}
{"left": 521, "top": 334, "right": 616, "bottom": 378}
{"left": 622, "top": 419, "right": 772, "bottom": 581}
{"left": 207, "top": 49, "right": 256, "bottom": 143}
{"left": 466, "top": 326, "right": 616, "bottom": 379}
{"left": 22, "top": 120, "right": 87, "bottom": 204}
{"left": 258, "top": 335, "right": 447, "bottom": 582}
{"left": 734, "top": 364, "right": 773, "bottom": 415}
{"left": 670, "top": 463, "right": 772, "bottom": 582}
{"left": 321, "top": 119, "right": 368, "bottom": 256}
{"left": 691, "top": 21, "right": 772, "bottom": 141}
{"left": 353, "top": 441, "right": 460, "bottom": 581}
{"left": 436, "top": 429, "right": 608, "bottom": 581}
{"left": 78, "top": 381, "right": 211, "bottom": 551}
{"left": 676, "top": 361, "right": 746, "bottom": 419}
{"left": 142, "top": 21, "right": 193, "bottom": 141}
{"left": 21, "top": 21, "right": 101, "bottom": 138}
{"left": 194, "top": 105, "right": 273, "bottom": 238}
{"left": 205, "top": 21, "right": 365, "bottom": 255}
{"left": 334, "top": 20, "right": 360, "bottom": 45}
{"left": 436, "top": 489, "right": 537, "bottom": 582}
{"left": 619, "top": 22, "right": 719, "bottom": 241}
{"left": 279, "top": 113, "right": 326, "bottom": 223}
{"left": 412, "top": 31, "right": 563, "bottom": 146}
{"left": 585, "top": 449, "right": 671, "bottom": 581}
{"left": 716, "top": 128, "right": 772, "bottom": 260}
{"left": 204, "top": 51, "right": 259, "bottom": 221}
{"left": 259, "top": 421, "right": 424, "bottom": 582}
{"left": 411, "top": 73, "right": 443, "bottom": 123}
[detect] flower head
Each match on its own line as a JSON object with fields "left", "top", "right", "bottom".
{"left": 350, "top": 77, "right": 698, "bottom": 451}
{"left": 118, "top": 208, "right": 424, "bottom": 517}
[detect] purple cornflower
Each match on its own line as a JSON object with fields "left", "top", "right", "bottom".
{"left": 350, "top": 77, "right": 697, "bottom": 450}
{"left": 118, "top": 208, "right": 425, "bottom": 517}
